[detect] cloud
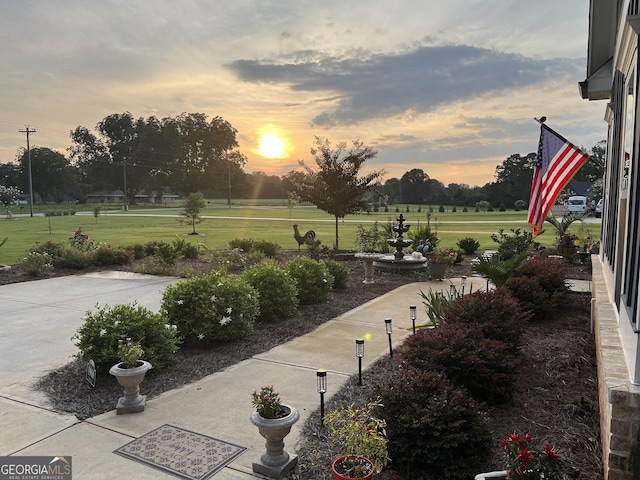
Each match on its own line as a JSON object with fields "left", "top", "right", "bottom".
{"left": 227, "top": 44, "right": 580, "bottom": 127}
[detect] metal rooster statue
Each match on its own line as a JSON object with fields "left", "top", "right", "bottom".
{"left": 292, "top": 224, "right": 316, "bottom": 250}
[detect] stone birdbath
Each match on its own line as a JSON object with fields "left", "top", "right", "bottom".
{"left": 355, "top": 252, "right": 384, "bottom": 284}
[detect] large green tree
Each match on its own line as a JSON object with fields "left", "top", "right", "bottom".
{"left": 292, "top": 137, "right": 384, "bottom": 249}
{"left": 16, "top": 147, "right": 80, "bottom": 203}
{"left": 159, "top": 113, "right": 241, "bottom": 194}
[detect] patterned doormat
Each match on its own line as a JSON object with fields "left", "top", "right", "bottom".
{"left": 114, "top": 424, "right": 246, "bottom": 480}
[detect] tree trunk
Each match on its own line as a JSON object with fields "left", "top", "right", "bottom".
{"left": 334, "top": 216, "right": 339, "bottom": 249}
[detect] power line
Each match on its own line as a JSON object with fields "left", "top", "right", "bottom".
{"left": 18, "top": 125, "right": 36, "bottom": 217}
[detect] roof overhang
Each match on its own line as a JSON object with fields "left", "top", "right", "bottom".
{"left": 579, "top": 58, "right": 613, "bottom": 100}
{"left": 580, "top": 0, "right": 619, "bottom": 101}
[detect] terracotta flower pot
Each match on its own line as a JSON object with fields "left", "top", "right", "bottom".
{"left": 557, "top": 245, "right": 577, "bottom": 256}
{"left": 332, "top": 455, "right": 374, "bottom": 480}
{"left": 428, "top": 262, "right": 448, "bottom": 280}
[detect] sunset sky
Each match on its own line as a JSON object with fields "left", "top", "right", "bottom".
{"left": 0, "top": 1, "right": 605, "bottom": 187}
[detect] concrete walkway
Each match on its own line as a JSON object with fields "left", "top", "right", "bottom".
{"left": 0, "top": 273, "right": 591, "bottom": 479}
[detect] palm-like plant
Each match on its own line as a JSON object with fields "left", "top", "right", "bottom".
{"left": 545, "top": 213, "right": 584, "bottom": 241}
{"left": 471, "top": 252, "right": 528, "bottom": 288}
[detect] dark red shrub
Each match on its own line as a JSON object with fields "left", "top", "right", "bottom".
{"left": 399, "top": 323, "right": 517, "bottom": 404}
{"left": 504, "top": 275, "right": 555, "bottom": 320}
{"left": 374, "top": 368, "right": 491, "bottom": 479}
{"left": 513, "top": 255, "right": 569, "bottom": 298}
{"left": 443, "top": 289, "right": 529, "bottom": 350}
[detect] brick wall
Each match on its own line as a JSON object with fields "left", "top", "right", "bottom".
{"left": 592, "top": 257, "right": 640, "bottom": 479}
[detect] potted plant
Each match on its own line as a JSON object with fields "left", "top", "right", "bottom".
{"left": 557, "top": 233, "right": 578, "bottom": 256}
{"left": 108, "top": 338, "right": 152, "bottom": 414}
{"left": 475, "top": 432, "right": 562, "bottom": 480}
{"left": 428, "top": 247, "right": 458, "bottom": 280}
{"left": 250, "top": 385, "right": 299, "bottom": 478}
{"left": 324, "top": 399, "right": 389, "bottom": 480}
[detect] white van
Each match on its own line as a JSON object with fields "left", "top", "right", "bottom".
{"left": 566, "top": 196, "right": 588, "bottom": 213}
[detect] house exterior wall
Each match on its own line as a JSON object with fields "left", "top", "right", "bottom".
{"left": 592, "top": 257, "right": 640, "bottom": 479}
{"left": 584, "top": 1, "right": 640, "bottom": 478}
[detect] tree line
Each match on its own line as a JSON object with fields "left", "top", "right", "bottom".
{"left": 0, "top": 111, "right": 605, "bottom": 208}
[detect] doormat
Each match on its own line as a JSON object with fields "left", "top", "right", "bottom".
{"left": 114, "top": 424, "right": 246, "bottom": 480}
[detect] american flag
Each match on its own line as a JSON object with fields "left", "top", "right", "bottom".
{"left": 527, "top": 124, "right": 589, "bottom": 236}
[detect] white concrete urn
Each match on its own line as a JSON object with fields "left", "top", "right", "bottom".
{"left": 109, "top": 360, "right": 152, "bottom": 414}
{"left": 250, "top": 404, "right": 299, "bottom": 478}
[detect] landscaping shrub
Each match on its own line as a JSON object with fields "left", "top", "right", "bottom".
{"left": 181, "top": 243, "right": 199, "bottom": 260}
{"left": 30, "top": 240, "right": 64, "bottom": 258}
{"left": 399, "top": 323, "right": 517, "bottom": 404}
{"left": 90, "top": 244, "right": 133, "bottom": 266}
{"left": 375, "top": 368, "right": 491, "bottom": 479}
{"left": 504, "top": 275, "right": 553, "bottom": 320}
{"left": 55, "top": 248, "right": 92, "bottom": 269}
{"left": 491, "top": 228, "right": 534, "bottom": 260}
{"left": 438, "top": 204, "right": 445, "bottom": 212}
{"left": 21, "top": 251, "right": 54, "bottom": 277}
{"left": 442, "top": 289, "right": 529, "bottom": 350}
{"left": 251, "top": 239, "right": 280, "bottom": 258}
{"left": 323, "top": 259, "right": 349, "bottom": 289}
{"left": 154, "top": 242, "right": 176, "bottom": 266}
{"left": 501, "top": 256, "right": 570, "bottom": 320}
{"left": 74, "top": 302, "right": 180, "bottom": 373}
{"left": 228, "top": 238, "right": 253, "bottom": 252}
{"left": 513, "top": 256, "right": 570, "bottom": 298}
{"left": 241, "top": 260, "right": 298, "bottom": 322}
{"left": 208, "top": 246, "right": 249, "bottom": 273}
{"left": 130, "top": 243, "right": 147, "bottom": 260}
{"left": 305, "top": 239, "right": 331, "bottom": 261}
{"left": 284, "top": 256, "right": 333, "bottom": 304}
{"left": 69, "top": 228, "right": 95, "bottom": 252}
{"left": 171, "top": 236, "right": 187, "bottom": 254}
{"left": 92, "top": 244, "right": 121, "bottom": 266}
{"left": 161, "top": 271, "right": 259, "bottom": 345}
{"left": 144, "top": 241, "right": 162, "bottom": 256}
{"left": 456, "top": 237, "right": 480, "bottom": 255}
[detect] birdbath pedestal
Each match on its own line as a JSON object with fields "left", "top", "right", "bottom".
{"left": 355, "top": 253, "right": 383, "bottom": 284}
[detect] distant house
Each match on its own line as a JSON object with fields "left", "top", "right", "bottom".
{"left": 581, "top": 1, "right": 640, "bottom": 479}
{"left": 564, "top": 180, "right": 593, "bottom": 197}
{"left": 86, "top": 190, "right": 125, "bottom": 204}
{"left": 86, "top": 190, "right": 180, "bottom": 204}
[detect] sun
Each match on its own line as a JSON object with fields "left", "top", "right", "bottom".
{"left": 258, "top": 133, "right": 286, "bottom": 158}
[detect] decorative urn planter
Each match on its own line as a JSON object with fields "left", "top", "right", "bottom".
{"left": 427, "top": 262, "right": 448, "bottom": 280}
{"left": 250, "top": 404, "right": 300, "bottom": 479}
{"left": 332, "top": 455, "right": 374, "bottom": 480}
{"left": 109, "top": 360, "right": 152, "bottom": 414}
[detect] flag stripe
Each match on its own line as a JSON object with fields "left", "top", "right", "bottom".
{"left": 527, "top": 124, "right": 589, "bottom": 236}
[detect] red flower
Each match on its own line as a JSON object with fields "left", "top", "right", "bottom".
{"left": 544, "top": 444, "right": 560, "bottom": 461}
{"left": 499, "top": 438, "right": 510, "bottom": 450}
{"left": 515, "top": 448, "right": 533, "bottom": 468}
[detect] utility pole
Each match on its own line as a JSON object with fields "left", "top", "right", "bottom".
{"left": 19, "top": 126, "right": 36, "bottom": 217}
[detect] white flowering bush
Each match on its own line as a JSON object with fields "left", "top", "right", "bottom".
{"left": 241, "top": 259, "right": 298, "bottom": 322}
{"left": 22, "top": 251, "right": 54, "bottom": 277}
{"left": 73, "top": 302, "right": 180, "bottom": 372}
{"left": 284, "top": 256, "right": 334, "bottom": 305}
{"left": 161, "top": 270, "right": 260, "bottom": 345}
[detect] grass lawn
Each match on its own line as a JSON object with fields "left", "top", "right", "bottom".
{"left": 0, "top": 203, "right": 601, "bottom": 266}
